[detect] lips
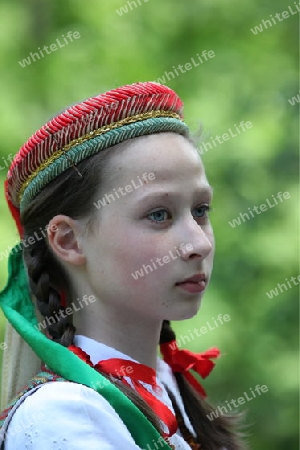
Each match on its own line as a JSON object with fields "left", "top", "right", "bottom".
{"left": 175, "top": 273, "right": 207, "bottom": 294}
{"left": 176, "top": 273, "right": 206, "bottom": 285}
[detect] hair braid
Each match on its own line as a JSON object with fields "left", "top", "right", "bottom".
{"left": 24, "top": 237, "right": 76, "bottom": 347}
{"left": 159, "top": 320, "right": 248, "bottom": 450}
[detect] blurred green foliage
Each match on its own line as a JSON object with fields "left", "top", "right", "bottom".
{"left": 0, "top": 0, "right": 298, "bottom": 448}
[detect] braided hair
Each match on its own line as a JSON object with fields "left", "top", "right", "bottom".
{"left": 160, "top": 321, "right": 247, "bottom": 450}
{"left": 25, "top": 237, "right": 76, "bottom": 346}
{"left": 21, "top": 140, "right": 247, "bottom": 449}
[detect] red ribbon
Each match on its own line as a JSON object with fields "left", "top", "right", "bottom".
{"left": 95, "top": 359, "right": 157, "bottom": 387}
{"left": 68, "top": 345, "right": 178, "bottom": 437}
{"left": 160, "top": 340, "right": 220, "bottom": 398}
{"left": 68, "top": 345, "right": 94, "bottom": 366}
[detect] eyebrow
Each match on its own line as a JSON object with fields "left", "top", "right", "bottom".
{"left": 136, "top": 185, "right": 214, "bottom": 203}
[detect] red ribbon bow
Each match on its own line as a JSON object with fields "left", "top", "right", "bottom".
{"left": 160, "top": 340, "right": 220, "bottom": 398}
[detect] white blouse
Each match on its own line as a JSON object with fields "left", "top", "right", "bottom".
{"left": 4, "top": 335, "right": 197, "bottom": 449}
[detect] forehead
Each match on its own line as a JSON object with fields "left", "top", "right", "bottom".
{"left": 107, "top": 132, "right": 208, "bottom": 185}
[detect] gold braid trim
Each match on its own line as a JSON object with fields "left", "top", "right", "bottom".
{"left": 18, "top": 110, "right": 182, "bottom": 204}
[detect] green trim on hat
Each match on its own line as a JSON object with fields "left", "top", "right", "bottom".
{"left": 0, "top": 247, "right": 173, "bottom": 449}
{"left": 20, "top": 117, "right": 189, "bottom": 211}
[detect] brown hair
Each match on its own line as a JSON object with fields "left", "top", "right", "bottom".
{"left": 21, "top": 134, "right": 248, "bottom": 450}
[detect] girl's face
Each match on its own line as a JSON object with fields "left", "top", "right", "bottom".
{"left": 82, "top": 132, "right": 215, "bottom": 322}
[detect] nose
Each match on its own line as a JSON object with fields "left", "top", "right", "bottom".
{"left": 178, "top": 216, "right": 214, "bottom": 261}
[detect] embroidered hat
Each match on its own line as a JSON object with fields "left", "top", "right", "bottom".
{"left": 0, "top": 82, "right": 190, "bottom": 449}
{"left": 5, "top": 81, "right": 189, "bottom": 238}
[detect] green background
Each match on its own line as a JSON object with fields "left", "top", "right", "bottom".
{"left": 0, "top": 1, "right": 298, "bottom": 448}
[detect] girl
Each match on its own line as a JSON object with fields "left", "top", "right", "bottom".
{"left": 0, "top": 82, "right": 246, "bottom": 449}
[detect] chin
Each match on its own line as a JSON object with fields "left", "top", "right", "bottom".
{"left": 167, "top": 302, "right": 202, "bottom": 322}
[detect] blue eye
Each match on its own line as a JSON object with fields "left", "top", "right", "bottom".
{"left": 193, "top": 204, "right": 212, "bottom": 218}
{"left": 147, "top": 205, "right": 212, "bottom": 224}
{"left": 147, "top": 209, "right": 169, "bottom": 222}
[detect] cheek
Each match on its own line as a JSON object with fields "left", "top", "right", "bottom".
{"left": 106, "top": 235, "right": 169, "bottom": 310}
{"left": 114, "top": 236, "right": 162, "bottom": 272}
{"left": 112, "top": 232, "right": 172, "bottom": 286}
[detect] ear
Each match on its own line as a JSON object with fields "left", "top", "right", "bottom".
{"left": 46, "top": 215, "right": 86, "bottom": 266}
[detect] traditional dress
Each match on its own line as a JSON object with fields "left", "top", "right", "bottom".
{"left": 3, "top": 335, "right": 197, "bottom": 449}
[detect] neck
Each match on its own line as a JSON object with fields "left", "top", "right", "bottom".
{"left": 73, "top": 302, "right": 162, "bottom": 369}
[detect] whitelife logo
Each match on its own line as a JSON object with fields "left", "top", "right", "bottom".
{"left": 0, "top": 154, "right": 14, "bottom": 171}
{"left": 93, "top": 173, "right": 155, "bottom": 210}
{"left": 288, "top": 91, "right": 300, "bottom": 106}
{"left": 18, "top": 31, "right": 81, "bottom": 68}
{"left": 0, "top": 342, "right": 7, "bottom": 351}
{"left": 173, "top": 314, "right": 231, "bottom": 349}
{"left": 198, "top": 121, "right": 253, "bottom": 154}
{"left": 0, "top": 224, "right": 58, "bottom": 262}
{"left": 35, "top": 295, "right": 96, "bottom": 331}
{"left": 228, "top": 191, "right": 290, "bottom": 228}
{"left": 266, "top": 275, "right": 300, "bottom": 299}
{"left": 250, "top": 3, "right": 300, "bottom": 35}
{"left": 206, "top": 384, "right": 269, "bottom": 421}
{"left": 131, "top": 244, "right": 194, "bottom": 280}
{"left": 0, "top": 412, "right": 46, "bottom": 442}
{"left": 116, "top": 0, "right": 150, "bottom": 16}
{"left": 155, "top": 50, "right": 215, "bottom": 85}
